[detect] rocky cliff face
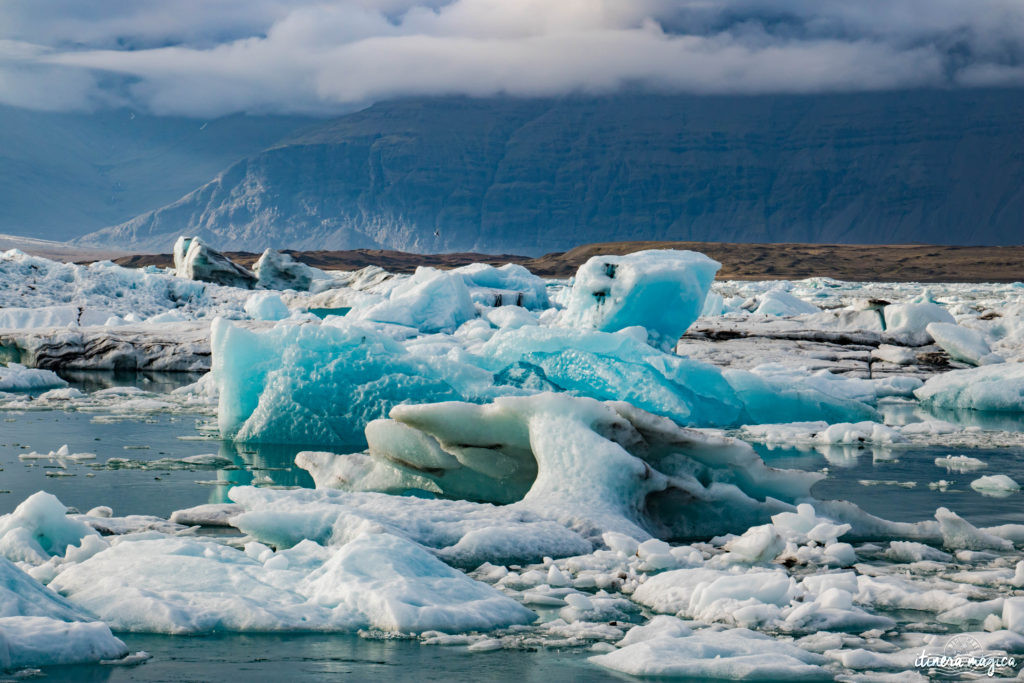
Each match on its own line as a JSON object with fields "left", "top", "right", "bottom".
{"left": 78, "top": 91, "right": 1024, "bottom": 254}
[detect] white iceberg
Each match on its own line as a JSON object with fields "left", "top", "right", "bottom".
{"left": 590, "top": 627, "right": 830, "bottom": 680}
{"left": 0, "top": 363, "right": 66, "bottom": 392}
{"left": 926, "top": 322, "right": 1003, "bottom": 366}
{"left": 292, "top": 393, "right": 822, "bottom": 542}
{"left": 350, "top": 267, "right": 476, "bottom": 333}
{"left": 561, "top": 250, "right": 720, "bottom": 348}
{"left": 883, "top": 301, "right": 954, "bottom": 345}
{"left": 244, "top": 291, "right": 290, "bottom": 321}
{"left": 0, "top": 556, "right": 128, "bottom": 669}
{"left": 754, "top": 288, "right": 820, "bottom": 317}
{"left": 49, "top": 533, "right": 534, "bottom": 635}
{"left": 915, "top": 363, "right": 1024, "bottom": 412}
{"left": 970, "top": 475, "right": 1020, "bottom": 496}
{"left": 453, "top": 263, "right": 549, "bottom": 310}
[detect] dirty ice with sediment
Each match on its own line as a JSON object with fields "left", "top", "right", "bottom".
{"left": 1, "top": 238, "right": 1024, "bottom": 679}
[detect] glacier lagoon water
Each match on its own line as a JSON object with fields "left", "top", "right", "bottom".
{"left": 41, "top": 632, "right": 625, "bottom": 682}
{"left": 4, "top": 371, "right": 1024, "bottom": 680}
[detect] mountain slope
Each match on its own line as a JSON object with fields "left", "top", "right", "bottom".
{"left": 78, "top": 91, "right": 1024, "bottom": 254}
{"left": 0, "top": 107, "right": 316, "bottom": 241}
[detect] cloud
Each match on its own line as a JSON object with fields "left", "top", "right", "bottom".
{"left": 2, "top": 0, "right": 1023, "bottom": 116}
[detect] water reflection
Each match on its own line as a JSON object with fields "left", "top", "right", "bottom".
{"left": 58, "top": 369, "right": 204, "bottom": 394}
{"left": 203, "top": 441, "right": 319, "bottom": 503}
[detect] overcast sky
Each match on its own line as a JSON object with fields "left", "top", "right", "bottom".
{"left": 3, "top": 0, "right": 1023, "bottom": 116}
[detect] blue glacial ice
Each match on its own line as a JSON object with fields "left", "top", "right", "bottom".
{"left": 210, "top": 249, "right": 890, "bottom": 446}
{"left": 561, "top": 250, "right": 719, "bottom": 349}
{"left": 211, "top": 313, "right": 887, "bottom": 446}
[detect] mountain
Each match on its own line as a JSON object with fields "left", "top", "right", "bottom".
{"left": 0, "top": 106, "right": 316, "bottom": 241}
{"left": 77, "top": 91, "right": 1024, "bottom": 254}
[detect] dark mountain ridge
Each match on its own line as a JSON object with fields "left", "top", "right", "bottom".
{"left": 78, "top": 90, "right": 1024, "bottom": 254}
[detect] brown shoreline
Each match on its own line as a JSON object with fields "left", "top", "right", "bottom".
{"left": 110, "top": 242, "right": 1024, "bottom": 282}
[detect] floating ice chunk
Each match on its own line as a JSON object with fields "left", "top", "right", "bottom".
{"left": 0, "top": 363, "right": 67, "bottom": 392}
{"left": 915, "top": 363, "right": 1024, "bottom": 412}
{"left": 970, "top": 475, "right": 1020, "bottom": 496}
{"left": 50, "top": 533, "right": 534, "bottom": 635}
{"left": 883, "top": 301, "right": 955, "bottom": 345}
{"left": 871, "top": 344, "right": 919, "bottom": 365}
{"left": 602, "top": 532, "right": 640, "bottom": 557}
{"left": 229, "top": 486, "right": 591, "bottom": 569}
{"left": 617, "top": 615, "right": 693, "bottom": 646}
{"left": 169, "top": 503, "right": 245, "bottom": 527}
{"left": 453, "top": 263, "right": 549, "bottom": 310}
{"left": 934, "top": 454, "right": 986, "bottom": 472}
{"left": 244, "top": 291, "right": 290, "bottom": 321}
{"left": 0, "top": 617, "right": 128, "bottom": 670}
{"left": 0, "top": 555, "right": 128, "bottom": 668}
{"left": 253, "top": 249, "right": 330, "bottom": 291}
{"left": 754, "top": 288, "right": 820, "bottom": 317}
{"left": 1004, "top": 597, "right": 1024, "bottom": 634}
{"left": 631, "top": 567, "right": 798, "bottom": 626}
{"left": 0, "top": 492, "right": 98, "bottom": 563}
{"left": 935, "top": 507, "right": 1012, "bottom": 551}
{"left": 50, "top": 536, "right": 344, "bottom": 633}
{"left": 590, "top": 627, "right": 828, "bottom": 680}
{"left": 770, "top": 504, "right": 851, "bottom": 545}
{"left": 720, "top": 524, "right": 785, "bottom": 564}
{"left": 351, "top": 267, "right": 476, "bottom": 334}
{"left": 936, "top": 598, "right": 1005, "bottom": 627}
{"left": 484, "top": 305, "right": 538, "bottom": 330}
{"left": 900, "top": 419, "right": 959, "bottom": 436}
{"left": 298, "top": 533, "right": 535, "bottom": 633}
{"left": 211, "top": 317, "right": 478, "bottom": 445}
{"left": 561, "top": 250, "right": 720, "bottom": 348}
{"left": 297, "top": 394, "right": 823, "bottom": 542}
{"left": 926, "top": 322, "right": 1003, "bottom": 366}
{"left": 173, "top": 236, "right": 255, "bottom": 289}
{"left": 212, "top": 308, "right": 883, "bottom": 446}
{"left": 145, "top": 310, "right": 188, "bottom": 324}
{"left": 884, "top": 541, "right": 953, "bottom": 563}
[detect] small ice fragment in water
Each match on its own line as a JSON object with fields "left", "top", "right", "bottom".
{"left": 934, "top": 454, "right": 986, "bottom": 472}
{"left": 970, "top": 474, "right": 1020, "bottom": 497}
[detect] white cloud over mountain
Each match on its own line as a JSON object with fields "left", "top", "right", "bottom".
{"left": 3, "top": 0, "right": 1023, "bottom": 115}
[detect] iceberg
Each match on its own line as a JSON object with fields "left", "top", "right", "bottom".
{"left": 0, "top": 363, "right": 67, "bottom": 392}
{"left": 291, "top": 393, "right": 822, "bottom": 542}
{"left": 350, "top": 267, "right": 476, "bottom": 334}
{"left": 590, "top": 627, "right": 830, "bottom": 680}
{"left": 926, "top": 322, "right": 1003, "bottom": 366}
{"left": 453, "top": 263, "right": 549, "bottom": 310}
{"left": 244, "top": 291, "right": 290, "bottom": 321}
{"left": 915, "top": 363, "right": 1024, "bottom": 412}
{"left": 561, "top": 250, "right": 720, "bottom": 348}
{"left": 49, "top": 533, "right": 534, "bottom": 635}
{"left": 883, "top": 301, "right": 954, "bottom": 345}
{"left": 173, "top": 236, "right": 256, "bottom": 289}
{"left": 253, "top": 249, "right": 331, "bottom": 292}
{"left": 754, "top": 288, "right": 820, "bottom": 317}
{"left": 0, "top": 556, "right": 128, "bottom": 669}
{"left": 0, "top": 491, "right": 98, "bottom": 564}
{"left": 970, "top": 475, "right": 1020, "bottom": 496}
{"left": 211, "top": 314, "right": 880, "bottom": 446}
